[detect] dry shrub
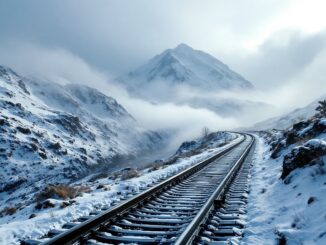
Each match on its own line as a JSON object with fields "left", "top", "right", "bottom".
{"left": 147, "top": 163, "right": 162, "bottom": 171}
{"left": 218, "top": 142, "right": 227, "bottom": 147}
{"left": 96, "top": 184, "right": 111, "bottom": 191}
{"left": 77, "top": 186, "right": 91, "bottom": 194}
{"left": 36, "top": 184, "right": 91, "bottom": 201}
{"left": 112, "top": 172, "right": 120, "bottom": 180}
{"left": 89, "top": 172, "right": 109, "bottom": 182}
{"left": 121, "top": 169, "right": 140, "bottom": 180}
{"left": 60, "top": 200, "right": 76, "bottom": 208}
{"left": 0, "top": 206, "right": 17, "bottom": 216}
{"left": 293, "top": 135, "right": 314, "bottom": 146}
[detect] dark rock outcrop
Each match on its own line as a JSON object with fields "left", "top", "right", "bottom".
{"left": 271, "top": 117, "right": 326, "bottom": 158}
{"left": 281, "top": 139, "right": 326, "bottom": 179}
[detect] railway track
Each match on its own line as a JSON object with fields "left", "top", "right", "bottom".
{"left": 23, "top": 133, "right": 254, "bottom": 245}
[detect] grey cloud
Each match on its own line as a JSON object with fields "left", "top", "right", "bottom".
{"left": 0, "top": 0, "right": 287, "bottom": 76}
{"left": 232, "top": 30, "right": 326, "bottom": 88}
{"left": 0, "top": 0, "right": 325, "bottom": 131}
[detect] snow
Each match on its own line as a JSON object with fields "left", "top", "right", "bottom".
{"left": 304, "top": 138, "right": 326, "bottom": 149}
{"left": 119, "top": 43, "right": 253, "bottom": 93}
{"left": 116, "top": 44, "right": 264, "bottom": 117}
{"left": 0, "top": 133, "right": 242, "bottom": 244}
{"left": 0, "top": 65, "right": 167, "bottom": 223}
{"left": 242, "top": 136, "right": 326, "bottom": 245}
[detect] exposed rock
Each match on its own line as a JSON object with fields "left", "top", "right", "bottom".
{"left": 281, "top": 139, "right": 326, "bottom": 179}
{"left": 17, "top": 80, "right": 30, "bottom": 95}
{"left": 52, "top": 115, "right": 84, "bottom": 136}
{"left": 28, "top": 213, "right": 37, "bottom": 219}
{"left": 60, "top": 200, "right": 76, "bottom": 208}
{"left": 0, "top": 206, "right": 17, "bottom": 217}
{"left": 271, "top": 141, "right": 286, "bottom": 159}
{"left": 48, "top": 142, "right": 61, "bottom": 150}
{"left": 16, "top": 126, "right": 31, "bottom": 134}
{"left": 0, "top": 178, "right": 26, "bottom": 192}
{"left": 270, "top": 117, "right": 326, "bottom": 158}
{"left": 0, "top": 118, "right": 9, "bottom": 127}
{"left": 79, "top": 147, "right": 87, "bottom": 155}
{"left": 38, "top": 151, "right": 47, "bottom": 159}
{"left": 35, "top": 200, "right": 56, "bottom": 210}
{"left": 177, "top": 140, "right": 198, "bottom": 154}
{"left": 307, "top": 196, "right": 316, "bottom": 205}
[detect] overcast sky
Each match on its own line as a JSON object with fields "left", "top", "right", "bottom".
{"left": 0, "top": 0, "right": 325, "bottom": 108}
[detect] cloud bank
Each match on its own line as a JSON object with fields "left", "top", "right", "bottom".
{"left": 0, "top": 42, "right": 240, "bottom": 148}
{"left": 0, "top": 0, "right": 325, "bottom": 146}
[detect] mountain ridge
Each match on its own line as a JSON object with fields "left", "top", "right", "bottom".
{"left": 118, "top": 43, "right": 253, "bottom": 95}
{"left": 0, "top": 65, "right": 165, "bottom": 209}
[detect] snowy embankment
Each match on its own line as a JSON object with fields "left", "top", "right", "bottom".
{"left": 0, "top": 133, "right": 242, "bottom": 244}
{"left": 243, "top": 117, "right": 326, "bottom": 244}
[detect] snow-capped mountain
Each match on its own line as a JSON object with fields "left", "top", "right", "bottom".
{"left": 117, "top": 44, "right": 263, "bottom": 118}
{"left": 118, "top": 44, "right": 253, "bottom": 99}
{"left": 0, "top": 66, "right": 164, "bottom": 208}
{"left": 252, "top": 94, "right": 326, "bottom": 130}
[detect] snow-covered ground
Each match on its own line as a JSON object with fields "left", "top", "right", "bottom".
{"left": 243, "top": 133, "right": 326, "bottom": 244}
{"left": 0, "top": 132, "right": 242, "bottom": 244}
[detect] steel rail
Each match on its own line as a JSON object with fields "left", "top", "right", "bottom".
{"left": 40, "top": 133, "right": 246, "bottom": 245}
{"left": 174, "top": 134, "right": 254, "bottom": 245}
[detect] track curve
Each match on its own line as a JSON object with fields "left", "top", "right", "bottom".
{"left": 22, "top": 133, "right": 254, "bottom": 245}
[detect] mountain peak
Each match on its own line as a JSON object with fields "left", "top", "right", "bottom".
{"left": 174, "top": 43, "right": 193, "bottom": 51}
{"left": 119, "top": 45, "right": 254, "bottom": 93}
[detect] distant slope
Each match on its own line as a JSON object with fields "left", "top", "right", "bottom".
{"left": 252, "top": 95, "right": 326, "bottom": 130}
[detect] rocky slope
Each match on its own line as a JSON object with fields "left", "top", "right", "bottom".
{"left": 267, "top": 114, "right": 326, "bottom": 180}
{"left": 0, "top": 66, "right": 164, "bottom": 210}
{"left": 243, "top": 109, "right": 326, "bottom": 244}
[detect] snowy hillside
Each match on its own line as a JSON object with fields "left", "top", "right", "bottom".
{"left": 0, "top": 127, "right": 239, "bottom": 244}
{"left": 243, "top": 113, "right": 326, "bottom": 244}
{"left": 0, "top": 66, "right": 164, "bottom": 213}
{"left": 252, "top": 94, "right": 326, "bottom": 130}
{"left": 118, "top": 44, "right": 253, "bottom": 100}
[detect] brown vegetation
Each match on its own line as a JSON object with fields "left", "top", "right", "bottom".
{"left": 121, "top": 169, "right": 140, "bottom": 180}
{"left": 0, "top": 206, "right": 17, "bottom": 217}
{"left": 35, "top": 184, "right": 91, "bottom": 202}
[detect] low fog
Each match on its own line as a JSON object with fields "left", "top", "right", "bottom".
{"left": 1, "top": 41, "right": 325, "bottom": 149}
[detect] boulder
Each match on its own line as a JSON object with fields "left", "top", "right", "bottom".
{"left": 281, "top": 139, "right": 326, "bottom": 179}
